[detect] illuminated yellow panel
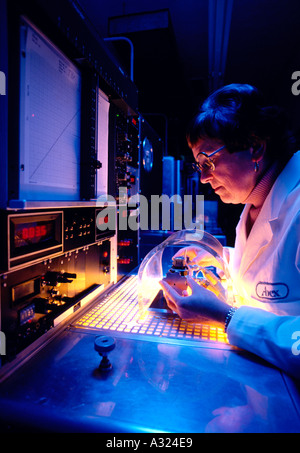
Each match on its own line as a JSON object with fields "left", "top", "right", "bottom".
{"left": 74, "top": 276, "right": 229, "bottom": 344}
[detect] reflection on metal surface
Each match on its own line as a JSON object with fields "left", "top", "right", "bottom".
{"left": 73, "top": 275, "right": 229, "bottom": 347}
{"left": 1, "top": 330, "right": 300, "bottom": 433}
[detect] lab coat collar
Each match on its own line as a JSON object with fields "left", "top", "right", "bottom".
{"left": 236, "top": 151, "right": 300, "bottom": 277}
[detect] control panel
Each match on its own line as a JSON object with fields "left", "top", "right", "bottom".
{"left": 64, "top": 206, "right": 114, "bottom": 251}
{"left": 113, "top": 112, "right": 140, "bottom": 276}
{"left": 1, "top": 239, "right": 113, "bottom": 361}
{"left": 0, "top": 206, "right": 116, "bottom": 361}
{"left": 115, "top": 113, "right": 140, "bottom": 204}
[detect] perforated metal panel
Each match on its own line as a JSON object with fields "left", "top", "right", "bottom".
{"left": 72, "top": 275, "right": 229, "bottom": 347}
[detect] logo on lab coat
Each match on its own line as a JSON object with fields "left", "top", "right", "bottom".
{"left": 256, "top": 282, "right": 289, "bottom": 300}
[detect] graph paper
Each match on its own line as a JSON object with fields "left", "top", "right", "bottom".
{"left": 19, "top": 19, "right": 81, "bottom": 201}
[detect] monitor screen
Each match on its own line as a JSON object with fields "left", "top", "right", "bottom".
{"left": 19, "top": 18, "right": 82, "bottom": 201}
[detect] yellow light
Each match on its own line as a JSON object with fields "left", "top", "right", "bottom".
{"left": 186, "top": 285, "right": 192, "bottom": 296}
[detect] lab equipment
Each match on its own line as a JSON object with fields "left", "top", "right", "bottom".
{"left": 137, "top": 229, "right": 235, "bottom": 317}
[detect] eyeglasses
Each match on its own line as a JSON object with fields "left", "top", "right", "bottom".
{"left": 192, "top": 145, "right": 226, "bottom": 173}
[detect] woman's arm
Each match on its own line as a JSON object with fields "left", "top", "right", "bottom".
{"left": 159, "top": 277, "right": 300, "bottom": 379}
{"left": 227, "top": 306, "right": 300, "bottom": 379}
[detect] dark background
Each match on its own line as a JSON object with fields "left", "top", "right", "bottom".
{"left": 77, "top": 0, "right": 300, "bottom": 153}
{"left": 70, "top": 1, "right": 300, "bottom": 243}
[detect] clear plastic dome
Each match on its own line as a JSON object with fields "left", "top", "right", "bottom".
{"left": 137, "top": 229, "right": 235, "bottom": 318}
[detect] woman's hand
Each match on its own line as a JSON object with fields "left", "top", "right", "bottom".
{"left": 159, "top": 275, "right": 231, "bottom": 327}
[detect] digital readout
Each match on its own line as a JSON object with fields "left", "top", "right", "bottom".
{"left": 14, "top": 221, "right": 54, "bottom": 248}
{"left": 19, "top": 224, "right": 47, "bottom": 240}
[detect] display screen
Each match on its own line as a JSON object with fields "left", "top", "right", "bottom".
{"left": 11, "top": 278, "right": 39, "bottom": 305}
{"left": 14, "top": 220, "right": 55, "bottom": 249}
{"left": 9, "top": 212, "right": 63, "bottom": 262}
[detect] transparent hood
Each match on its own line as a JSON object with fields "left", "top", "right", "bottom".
{"left": 137, "top": 229, "right": 235, "bottom": 317}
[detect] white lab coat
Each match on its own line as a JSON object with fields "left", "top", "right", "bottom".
{"left": 226, "top": 151, "right": 300, "bottom": 378}
{"left": 227, "top": 306, "right": 300, "bottom": 379}
{"left": 229, "top": 150, "right": 300, "bottom": 316}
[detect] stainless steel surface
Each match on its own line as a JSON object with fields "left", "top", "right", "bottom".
{"left": 1, "top": 327, "right": 300, "bottom": 433}
{"left": 1, "top": 275, "right": 300, "bottom": 433}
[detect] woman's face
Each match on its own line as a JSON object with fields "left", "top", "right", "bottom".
{"left": 191, "top": 138, "right": 258, "bottom": 204}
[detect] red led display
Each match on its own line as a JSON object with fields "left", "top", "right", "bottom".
{"left": 21, "top": 224, "right": 47, "bottom": 240}
{"left": 9, "top": 212, "right": 62, "bottom": 262}
{"left": 14, "top": 220, "right": 55, "bottom": 249}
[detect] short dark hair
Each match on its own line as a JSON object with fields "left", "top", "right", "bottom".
{"left": 186, "top": 83, "right": 295, "bottom": 163}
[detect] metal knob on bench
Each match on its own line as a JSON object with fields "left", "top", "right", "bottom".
{"left": 94, "top": 335, "right": 116, "bottom": 371}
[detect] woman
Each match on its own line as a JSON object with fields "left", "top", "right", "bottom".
{"left": 159, "top": 83, "right": 300, "bottom": 378}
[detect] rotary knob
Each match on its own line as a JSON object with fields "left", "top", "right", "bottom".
{"left": 94, "top": 335, "right": 116, "bottom": 371}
